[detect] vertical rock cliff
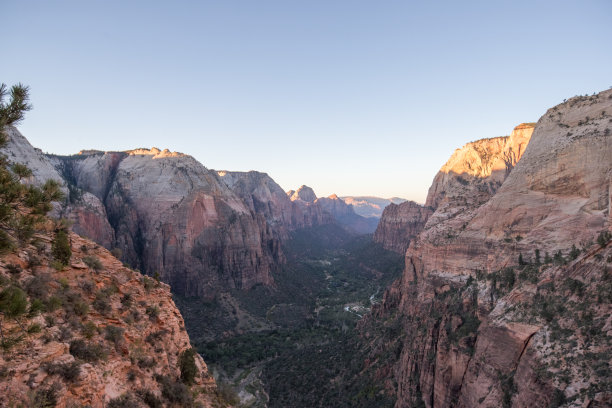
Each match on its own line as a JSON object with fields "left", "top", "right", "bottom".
{"left": 55, "top": 149, "right": 281, "bottom": 298}
{"left": 315, "top": 194, "right": 379, "bottom": 234}
{"left": 0, "top": 134, "right": 228, "bottom": 407}
{"left": 373, "top": 201, "right": 434, "bottom": 254}
{"left": 365, "top": 90, "right": 612, "bottom": 407}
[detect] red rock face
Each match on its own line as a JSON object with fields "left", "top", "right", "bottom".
{"left": 63, "top": 192, "right": 115, "bottom": 249}
{"left": 0, "top": 229, "right": 223, "bottom": 407}
{"left": 373, "top": 201, "right": 434, "bottom": 253}
{"left": 368, "top": 90, "right": 612, "bottom": 407}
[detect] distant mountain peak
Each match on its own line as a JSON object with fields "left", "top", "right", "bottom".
{"left": 288, "top": 185, "right": 317, "bottom": 203}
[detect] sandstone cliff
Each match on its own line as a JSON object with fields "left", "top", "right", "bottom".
{"left": 315, "top": 194, "right": 379, "bottom": 234}
{"left": 0, "top": 232, "right": 225, "bottom": 407}
{"left": 288, "top": 185, "right": 317, "bottom": 203}
{"left": 365, "top": 90, "right": 612, "bottom": 407}
{"left": 217, "top": 172, "right": 331, "bottom": 233}
{"left": 373, "top": 201, "right": 433, "bottom": 253}
{"left": 0, "top": 140, "right": 227, "bottom": 407}
{"left": 5, "top": 128, "right": 116, "bottom": 251}
{"left": 55, "top": 149, "right": 280, "bottom": 298}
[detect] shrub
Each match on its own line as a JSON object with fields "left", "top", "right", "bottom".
{"left": 31, "top": 382, "right": 60, "bottom": 408}
{"left": 137, "top": 356, "right": 157, "bottom": 369}
{"left": 105, "top": 325, "right": 125, "bottom": 347}
{"left": 568, "top": 244, "right": 580, "bottom": 260}
{"left": 72, "top": 300, "right": 89, "bottom": 317}
{"left": 27, "top": 323, "right": 42, "bottom": 334}
{"left": 93, "top": 293, "right": 111, "bottom": 315}
{"left": 0, "top": 230, "right": 14, "bottom": 254}
{"left": 179, "top": 348, "right": 198, "bottom": 385}
{"left": 107, "top": 393, "right": 138, "bottom": 408}
{"left": 142, "top": 276, "right": 156, "bottom": 292}
{"left": 120, "top": 293, "right": 132, "bottom": 308}
{"left": 82, "top": 321, "right": 98, "bottom": 339}
{"left": 46, "top": 296, "right": 63, "bottom": 312}
{"left": 0, "top": 285, "right": 27, "bottom": 319}
{"left": 83, "top": 255, "right": 103, "bottom": 272}
{"left": 69, "top": 339, "right": 106, "bottom": 362}
{"left": 146, "top": 305, "right": 159, "bottom": 321}
{"left": 137, "top": 389, "right": 163, "bottom": 408}
{"left": 79, "top": 280, "right": 94, "bottom": 294}
{"left": 43, "top": 361, "right": 81, "bottom": 382}
{"left": 6, "top": 263, "right": 21, "bottom": 276}
{"left": 145, "top": 330, "right": 167, "bottom": 346}
{"left": 548, "top": 388, "right": 566, "bottom": 408}
{"left": 51, "top": 229, "right": 71, "bottom": 266}
{"left": 156, "top": 374, "right": 193, "bottom": 405}
{"left": 597, "top": 230, "right": 612, "bottom": 247}
{"left": 26, "top": 274, "right": 51, "bottom": 300}
{"left": 110, "top": 248, "right": 123, "bottom": 259}
{"left": 28, "top": 298, "right": 45, "bottom": 317}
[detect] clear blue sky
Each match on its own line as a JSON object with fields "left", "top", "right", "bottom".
{"left": 2, "top": 1, "right": 611, "bottom": 202}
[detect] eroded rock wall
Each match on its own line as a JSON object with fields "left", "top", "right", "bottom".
{"left": 367, "top": 90, "right": 612, "bottom": 407}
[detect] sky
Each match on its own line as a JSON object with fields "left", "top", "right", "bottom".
{"left": 1, "top": 1, "right": 611, "bottom": 203}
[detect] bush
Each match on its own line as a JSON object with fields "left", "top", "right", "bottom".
{"left": 146, "top": 305, "right": 159, "bottom": 321}
{"left": 110, "top": 247, "right": 123, "bottom": 259}
{"left": 43, "top": 361, "right": 81, "bottom": 382}
{"left": 120, "top": 293, "right": 132, "bottom": 308}
{"left": 105, "top": 325, "right": 125, "bottom": 347}
{"left": 107, "top": 393, "right": 138, "bottom": 408}
{"left": 82, "top": 321, "right": 97, "bottom": 339}
{"left": 0, "top": 285, "right": 27, "bottom": 319}
{"left": 597, "top": 230, "right": 612, "bottom": 247}
{"left": 6, "top": 263, "right": 21, "bottom": 276}
{"left": 71, "top": 300, "right": 89, "bottom": 317}
{"left": 137, "top": 389, "right": 163, "bottom": 408}
{"left": 51, "top": 229, "right": 71, "bottom": 266}
{"left": 568, "top": 244, "right": 580, "bottom": 260}
{"left": 69, "top": 339, "right": 106, "bottom": 362}
{"left": 27, "top": 323, "right": 42, "bottom": 334}
{"left": 142, "top": 276, "right": 156, "bottom": 292}
{"left": 46, "top": 296, "right": 62, "bottom": 312}
{"left": 156, "top": 374, "right": 193, "bottom": 405}
{"left": 548, "top": 388, "right": 566, "bottom": 408}
{"left": 179, "top": 348, "right": 198, "bottom": 385}
{"left": 26, "top": 274, "right": 51, "bottom": 300}
{"left": 93, "top": 293, "right": 111, "bottom": 315}
{"left": 0, "top": 230, "right": 14, "bottom": 254}
{"left": 28, "top": 298, "right": 46, "bottom": 317}
{"left": 83, "top": 255, "right": 103, "bottom": 272}
{"left": 31, "top": 382, "right": 60, "bottom": 408}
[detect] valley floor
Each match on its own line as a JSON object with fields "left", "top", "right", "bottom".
{"left": 175, "top": 225, "right": 403, "bottom": 407}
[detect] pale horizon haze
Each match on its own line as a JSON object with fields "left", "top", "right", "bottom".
{"left": 1, "top": 1, "right": 611, "bottom": 203}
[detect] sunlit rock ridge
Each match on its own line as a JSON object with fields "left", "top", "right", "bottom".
{"left": 4, "top": 132, "right": 378, "bottom": 299}
{"left": 365, "top": 90, "right": 612, "bottom": 407}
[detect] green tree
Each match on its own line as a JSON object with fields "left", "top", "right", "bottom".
{"left": 0, "top": 285, "right": 28, "bottom": 344}
{"left": 179, "top": 348, "right": 198, "bottom": 385}
{"left": 52, "top": 229, "right": 72, "bottom": 266}
{"left": 0, "top": 83, "right": 32, "bottom": 137}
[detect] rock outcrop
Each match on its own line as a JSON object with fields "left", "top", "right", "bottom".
{"left": 56, "top": 149, "right": 280, "bottom": 298}
{"left": 4, "top": 128, "right": 116, "bottom": 249}
{"left": 364, "top": 90, "right": 612, "bottom": 407}
{"left": 217, "top": 172, "right": 332, "bottom": 233}
{"left": 0, "top": 232, "right": 225, "bottom": 407}
{"left": 288, "top": 185, "right": 317, "bottom": 203}
{"left": 0, "top": 146, "right": 226, "bottom": 406}
{"left": 373, "top": 201, "right": 433, "bottom": 253}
